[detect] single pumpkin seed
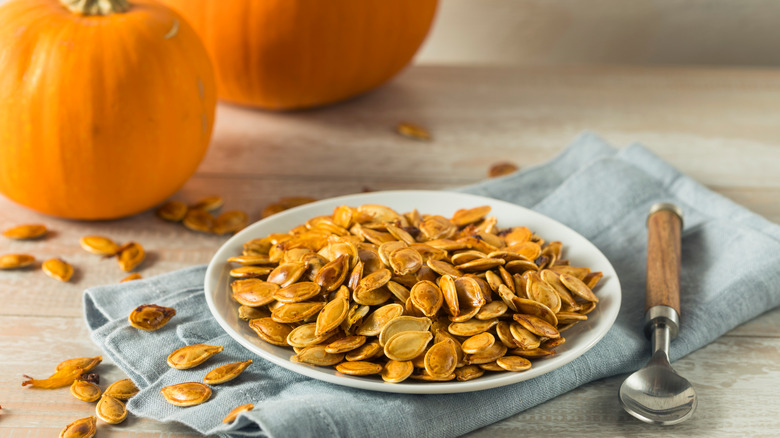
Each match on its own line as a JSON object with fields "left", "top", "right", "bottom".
{"left": 424, "top": 340, "right": 458, "bottom": 377}
{"left": 95, "top": 395, "right": 127, "bottom": 424}
{"left": 204, "top": 360, "right": 253, "bottom": 385}
{"left": 345, "top": 340, "right": 383, "bottom": 362}
{"left": 213, "top": 210, "right": 249, "bottom": 235}
{"left": 384, "top": 331, "right": 433, "bottom": 362}
{"left": 461, "top": 332, "right": 496, "bottom": 355}
{"left": 455, "top": 365, "right": 485, "bottom": 381}
{"left": 293, "top": 345, "right": 345, "bottom": 366}
{"left": 355, "top": 303, "right": 404, "bottom": 336}
{"left": 42, "top": 258, "right": 74, "bottom": 282}
{"left": 70, "top": 380, "right": 101, "bottom": 402}
{"left": 167, "top": 344, "right": 224, "bottom": 369}
{"left": 223, "top": 403, "right": 254, "bottom": 423}
{"left": 513, "top": 314, "right": 560, "bottom": 339}
{"left": 0, "top": 253, "right": 35, "bottom": 269}
{"left": 3, "top": 223, "right": 47, "bottom": 240}
{"left": 57, "top": 356, "right": 102, "bottom": 372}
{"left": 325, "top": 335, "right": 366, "bottom": 354}
{"left": 378, "top": 316, "right": 431, "bottom": 347}
{"left": 448, "top": 318, "right": 497, "bottom": 337}
{"left": 230, "top": 265, "right": 274, "bottom": 278}
{"left": 267, "top": 262, "right": 306, "bottom": 287}
{"left": 287, "top": 323, "right": 332, "bottom": 348}
{"left": 191, "top": 195, "right": 223, "bottom": 212}
{"left": 488, "top": 162, "right": 519, "bottom": 178}
{"left": 316, "top": 297, "right": 349, "bottom": 336}
{"left": 465, "top": 342, "right": 507, "bottom": 365}
{"left": 271, "top": 301, "right": 325, "bottom": 324}
{"left": 396, "top": 122, "right": 431, "bottom": 141}
{"left": 509, "top": 322, "right": 541, "bottom": 349}
{"left": 117, "top": 242, "right": 145, "bottom": 272}
{"left": 560, "top": 273, "right": 599, "bottom": 302}
{"left": 156, "top": 200, "right": 188, "bottom": 222}
{"left": 103, "top": 378, "right": 139, "bottom": 400}
{"left": 128, "top": 304, "right": 175, "bottom": 331}
{"left": 232, "top": 279, "right": 279, "bottom": 307}
{"left": 274, "top": 281, "right": 321, "bottom": 303}
{"left": 381, "top": 360, "right": 414, "bottom": 383}
{"left": 59, "top": 415, "right": 97, "bottom": 438}
{"left": 248, "top": 318, "right": 293, "bottom": 346}
{"left": 335, "top": 361, "right": 383, "bottom": 376}
{"left": 79, "top": 236, "right": 120, "bottom": 256}
{"left": 496, "top": 356, "right": 531, "bottom": 371}
{"left": 161, "top": 382, "right": 212, "bottom": 407}
{"left": 183, "top": 208, "right": 214, "bottom": 233}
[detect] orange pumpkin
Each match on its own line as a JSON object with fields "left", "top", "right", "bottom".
{"left": 159, "top": 0, "right": 438, "bottom": 110}
{"left": 0, "top": 0, "right": 216, "bottom": 220}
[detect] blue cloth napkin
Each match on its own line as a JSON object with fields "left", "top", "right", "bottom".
{"left": 83, "top": 132, "right": 780, "bottom": 437}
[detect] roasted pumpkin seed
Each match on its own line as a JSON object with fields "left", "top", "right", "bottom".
{"left": 156, "top": 200, "right": 188, "bottom": 222}
{"left": 213, "top": 210, "right": 249, "bottom": 235}
{"left": 396, "top": 122, "right": 431, "bottom": 140}
{"left": 128, "top": 304, "right": 175, "bottom": 331}
{"left": 56, "top": 356, "right": 102, "bottom": 372}
{"left": 204, "top": 360, "right": 253, "bottom": 385}
{"left": 3, "top": 223, "right": 47, "bottom": 240}
{"left": 79, "top": 235, "right": 120, "bottom": 256}
{"left": 183, "top": 208, "right": 214, "bottom": 233}
{"left": 167, "top": 344, "right": 224, "bottom": 369}
{"left": 117, "top": 242, "right": 145, "bottom": 272}
{"left": 335, "top": 361, "right": 383, "bottom": 376}
{"left": 42, "top": 258, "right": 74, "bottom": 282}
{"left": 248, "top": 318, "right": 293, "bottom": 346}
{"left": 191, "top": 195, "right": 223, "bottom": 212}
{"left": 59, "top": 415, "right": 97, "bottom": 438}
{"left": 0, "top": 253, "right": 35, "bottom": 269}
{"left": 488, "top": 162, "right": 519, "bottom": 178}
{"left": 223, "top": 403, "right": 254, "bottom": 423}
{"left": 96, "top": 395, "right": 127, "bottom": 424}
{"left": 381, "top": 360, "right": 414, "bottom": 383}
{"left": 22, "top": 366, "right": 84, "bottom": 389}
{"left": 70, "top": 380, "right": 101, "bottom": 402}
{"left": 161, "top": 382, "right": 212, "bottom": 407}
{"left": 103, "top": 378, "right": 139, "bottom": 400}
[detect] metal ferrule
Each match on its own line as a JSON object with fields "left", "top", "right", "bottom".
{"left": 644, "top": 305, "right": 680, "bottom": 340}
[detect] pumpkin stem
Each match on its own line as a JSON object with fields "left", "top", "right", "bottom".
{"left": 61, "top": 0, "right": 130, "bottom": 15}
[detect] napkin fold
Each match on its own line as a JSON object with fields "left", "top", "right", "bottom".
{"left": 84, "top": 132, "right": 780, "bottom": 438}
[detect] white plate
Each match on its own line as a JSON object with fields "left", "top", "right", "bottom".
{"left": 205, "top": 190, "right": 621, "bottom": 394}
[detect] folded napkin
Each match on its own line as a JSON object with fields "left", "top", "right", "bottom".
{"left": 84, "top": 132, "right": 780, "bottom": 438}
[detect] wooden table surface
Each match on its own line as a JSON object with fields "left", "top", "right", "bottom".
{"left": 2, "top": 65, "right": 779, "bottom": 437}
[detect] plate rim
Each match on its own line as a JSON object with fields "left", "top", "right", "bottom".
{"left": 204, "top": 189, "right": 621, "bottom": 394}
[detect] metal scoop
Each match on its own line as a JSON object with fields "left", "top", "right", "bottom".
{"left": 619, "top": 203, "right": 697, "bottom": 425}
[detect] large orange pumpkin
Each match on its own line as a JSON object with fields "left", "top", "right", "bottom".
{"left": 159, "top": 0, "right": 438, "bottom": 110}
{"left": 0, "top": 0, "right": 216, "bottom": 220}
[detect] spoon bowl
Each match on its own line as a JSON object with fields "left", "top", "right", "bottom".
{"left": 619, "top": 350, "right": 697, "bottom": 425}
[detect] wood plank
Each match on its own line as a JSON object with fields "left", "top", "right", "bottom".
{"left": 0, "top": 316, "right": 199, "bottom": 436}
{"left": 199, "top": 66, "right": 780, "bottom": 188}
{"left": 465, "top": 336, "right": 780, "bottom": 437}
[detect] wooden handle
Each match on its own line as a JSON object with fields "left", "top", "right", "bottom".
{"left": 646, "top": 204, "right": 682, "bottom": 315}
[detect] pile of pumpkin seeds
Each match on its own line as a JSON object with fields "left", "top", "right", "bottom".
{"left": 227, "top": 204, "right": 602, "bottom": 383}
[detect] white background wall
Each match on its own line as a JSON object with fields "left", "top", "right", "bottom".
{"left": 416, "top": 0, "right": 780, "bottom": 66}
{"left": 4, "top": 0, "right": 779, "bottom": 67}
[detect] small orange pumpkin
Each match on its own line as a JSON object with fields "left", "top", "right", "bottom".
{"left": 159, "top": 0, "right": 438, "bottom": 110}
{"left": 0, "top": 0, "right": 216, "bottom": 219}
